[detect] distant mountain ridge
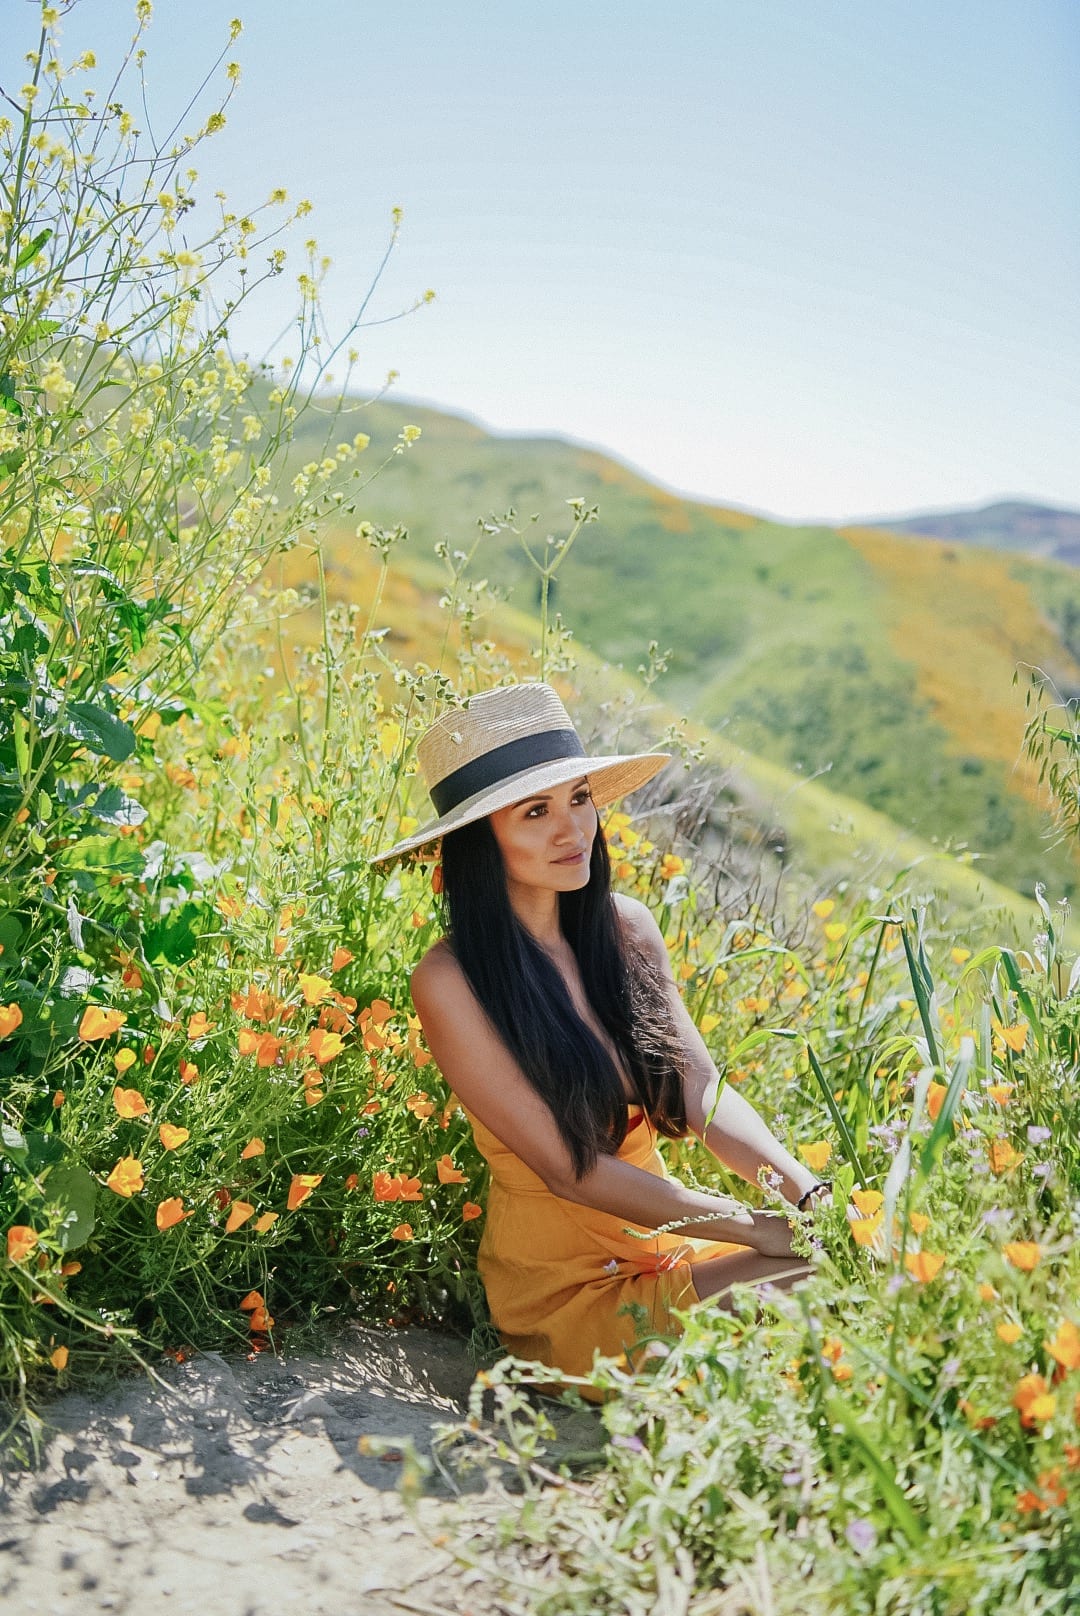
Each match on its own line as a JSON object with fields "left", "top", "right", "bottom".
{"left": 866, "top": 500, "right": 1080, "bottom": 565}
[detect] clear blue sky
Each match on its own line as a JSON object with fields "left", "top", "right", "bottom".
{"left": 35, "top": 0, "right": 1080, "bottom": 520}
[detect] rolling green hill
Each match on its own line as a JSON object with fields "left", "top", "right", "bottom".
{"left": 285, "top": 395, "right": 1080, "bottom": 902}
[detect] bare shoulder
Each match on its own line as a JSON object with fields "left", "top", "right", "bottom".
{"left": 410, "top": 937, "right": 466, "bottom": 1010}
{"left": 612, "top": 892, "right": 669, "bottom": 970}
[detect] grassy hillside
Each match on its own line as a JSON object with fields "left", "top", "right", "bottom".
{"left": 267, "top": 519, "right": 1055, "bottom": 948}
{"left": 284, "top": 396, "right": 1080, "bottom": 901}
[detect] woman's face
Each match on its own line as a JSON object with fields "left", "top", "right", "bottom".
{"left": 488, "top": 775, "right": 597, "bottom": 895}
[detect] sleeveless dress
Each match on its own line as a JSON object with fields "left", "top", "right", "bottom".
{"left": 462, "top": 1100, "right": 746, "bottom": 1379}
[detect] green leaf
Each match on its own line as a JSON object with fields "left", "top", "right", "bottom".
{"left": 12, "top": 710, "right": 29, "bottom": 777}
{"left": 43, "top": 1163, "right": 97, "bottom": 1251}
{"left": 89, "top": 786, "right": 147, "bottom": 827}
{"left": 24, "top": 1129, "right": 65, "bottom": 1172}
{"left": 0, "top": 913, "right": 24, "bottom": 959}
{"left": 1, "top": 1123, "right": 28, "bottom": 1164}
{"left": 58, "top": 833, "right": 145, "bottom": 877}
{"left": 142, "top": 899, "right": 212, "bottom": 966}
{"left": 15, "top": 229, "right": 53, "bottom": 270}
{"left": 65, "top": 702, "right": 137, "bottom": 761}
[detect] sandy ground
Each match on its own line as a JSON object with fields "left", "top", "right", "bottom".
{"left": 0, "top": 1323, "right": 526, "bottom": 1616}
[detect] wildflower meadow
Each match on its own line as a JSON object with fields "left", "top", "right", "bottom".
{"left": 1, "top": 9, "right": 1078, "bottom": 1613}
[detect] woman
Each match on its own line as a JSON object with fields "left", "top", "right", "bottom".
{"left": 373, "top": 682, "right": 828, "bottom": 1380}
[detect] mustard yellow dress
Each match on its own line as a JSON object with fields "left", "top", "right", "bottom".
{"left": 462, "top": 1101, "right": 745, "bottom": 1379}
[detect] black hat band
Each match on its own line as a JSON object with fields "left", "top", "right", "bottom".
{"left": 429, "top": 728, "right": 586, "bottom": 816}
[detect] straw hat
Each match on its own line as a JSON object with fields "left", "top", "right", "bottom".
{"left": 371, "top": 682, "right": 670, "bottom": 867}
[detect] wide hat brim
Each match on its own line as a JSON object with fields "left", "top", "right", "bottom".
{"left": 370, "top": 750, "right": 670, "bottom": 868}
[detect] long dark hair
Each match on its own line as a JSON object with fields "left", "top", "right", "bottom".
{"left": 439, "top": 813, "right": 688, "bottom": 1177}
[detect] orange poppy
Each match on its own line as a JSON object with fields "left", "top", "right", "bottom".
{"left": 156, "top": 1197, "right": 190, "bottom": 1230}
{"left": 106, "top": 1155, "right": 144, "bottom": 1197}
{"left": 904, "top": 1251, "right": 945, "bottom": 1283}
{"left": 113, "top": 1086, "right": 149, "bottom": 1119}
{"left": 225, "top": 1201, "right": 255, "bottom": 1233}
{"left": 1003, "top": 1241, "right": 1042, "bottom": 1272}
{"left": 926, "top": 1082, "right": 948, "bottom": 1121}
{"left": 799, "top": 1141, "right": 832, "bottom": 1173}
{"left": 158, "top": 1123, "right": 189, "bottom": 1151}
{"left": 1045, "top": 1320, "right": 1080, "bottom": 1372}
{"left": 7, "top": 1225, "right": 38, "bottom": 1263}
{"left": 436, "top": 1155, "right": 467, "bottom": 1185}
{"left": 306, "top": 1029, "right": 344, "bottom": 1065}
{"left": 79, "top": 1005, "right": 125, "bottom": 1041}
{"left": 1013, "top": 1373, "right": 1056, "bottom": 1427}
{"left": 287, "top": 1172, "right": 323, "bottom": 1211}
{"left": 298, "top": 973, "right": 332, "bottom": 1006}
{"left": 989, "top": 1138, "right": 1022, "bottom": 1176}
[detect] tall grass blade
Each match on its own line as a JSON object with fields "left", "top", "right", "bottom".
{"left": 918, "top": 1035, "right": 974, "bottom": 1181}
{"left": 804, "top": 1039, "right": 867, "bottom": 1187}
{"left": 824, "top": 1392, "right": 925, "bottom": 1546}
{"left": 901, "top": 910, "right": 941, "bottom": 1070}
{"left": 999, "top": 949, "right": 1044, "bottom": 1057}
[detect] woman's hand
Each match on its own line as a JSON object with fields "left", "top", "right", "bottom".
{"left": 744, "top": 1209, "right": 801, "bottom": 1259}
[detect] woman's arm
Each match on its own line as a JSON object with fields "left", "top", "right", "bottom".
{"left": 410, "top": 943, "right": 789, "bottom": 1249}
{"left": 615, "top": 896, "right": 822, "bottom": 1207}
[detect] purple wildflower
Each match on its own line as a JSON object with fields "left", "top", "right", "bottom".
{"left": 611, "top": 1434, "right": 645, "bottom": 1454}
{"left": 846, "top": 1519, "right": 877, "bottom": 1554}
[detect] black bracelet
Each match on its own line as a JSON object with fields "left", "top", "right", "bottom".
{"left": 797, "top": 1180, "right": 831, "bottom": 1212}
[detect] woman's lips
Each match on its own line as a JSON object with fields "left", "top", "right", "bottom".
{"left": 553, "top": 849, "right": 587, "bottom": 865}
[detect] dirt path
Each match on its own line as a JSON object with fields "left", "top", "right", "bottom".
{"left": 0, "top": 1324, "right": 512, "bottom": 1616}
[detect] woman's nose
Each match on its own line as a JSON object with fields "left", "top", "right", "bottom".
{"left": 552, "top": 807, "right": 578, "bottom": 842}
